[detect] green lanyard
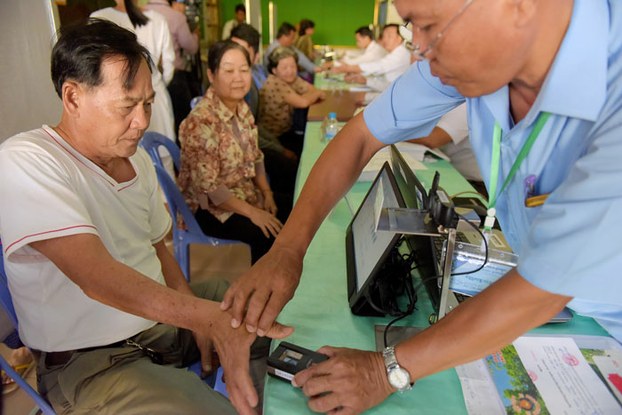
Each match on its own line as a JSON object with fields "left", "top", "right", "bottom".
{"left": 485, "top": 111, "right": 551, "bottom": 230}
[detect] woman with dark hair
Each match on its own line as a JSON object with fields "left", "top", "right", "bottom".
{"left": 259, "top": 47, "right": 325, "bottom": 157}
{"left": 178, "top": 41, "right": 289, "bottom": 264}
{"left": 91, "top": 0, "right": 176, "bottom": 172}
{"left": 295, "top": 19, "right": 316, "bottom": 61}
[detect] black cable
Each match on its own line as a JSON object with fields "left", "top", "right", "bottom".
{"left": 383, "top": 314, "right": 410, "bottom": 348}
{"left": 449, "top": 213, "right": 489, "bottom": 277}
{"left": 382, "top": 274, "right": 444, "bottom": 348}
{"left": 382, "top": 218, "right": 490, "bottom": 348}
{"left": 356, "top": 237, "right": 420, "bottom": 349}
{"left": 367, "top": 240, "right": 418, "bottom": 317}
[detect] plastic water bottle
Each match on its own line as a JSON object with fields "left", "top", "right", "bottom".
{"left": 323, "top": 112, "right": 339, "bottom": 141}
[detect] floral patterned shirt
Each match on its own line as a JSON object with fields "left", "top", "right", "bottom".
{"left": 258, "top": 74, "right": 310, "bottom": 137}
{"left": 178, "top": 88, "right": 265, "bottom": 223}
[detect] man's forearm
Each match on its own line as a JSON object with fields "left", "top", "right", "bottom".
{"left": 407, "top": 127, "right": 452, "bottom": 149}
{"left": 31, "top": 234, "right": 217, "bottom": 335}
{"left": 274, "top": 113, "right": 384, "bottom": 256}
{"left": 297, "top": 49, "right": 317, "bottom": 73}
{"left": 397, "top": 269, "right": 571, "bottom": 382}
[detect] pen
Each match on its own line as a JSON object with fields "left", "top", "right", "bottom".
{"left": 525, "top": 194, "right": 549, "bottom": 207}
{"left": 524, "top": 174, "right": 536, "bottom": 198}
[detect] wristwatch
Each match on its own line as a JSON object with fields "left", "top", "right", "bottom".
{"left": 382, "top": 346, "right": 412, "bottom": 393}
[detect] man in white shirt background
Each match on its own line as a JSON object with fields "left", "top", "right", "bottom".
{"left": 342, "top": 25, "right": 387, "bottom": 66}
{"left": 332, "top": 24, "right": 411, "bottom": 92}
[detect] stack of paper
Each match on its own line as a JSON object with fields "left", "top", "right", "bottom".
{"left": 456, "top": 334, "right": 622, "bottom": 414}
{"left": 359, "top": 142, "right": 444, "bottom": 182}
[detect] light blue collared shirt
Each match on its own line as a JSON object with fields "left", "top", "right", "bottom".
{"left": 364, "top": 0, "right": 622, "bottom": 341}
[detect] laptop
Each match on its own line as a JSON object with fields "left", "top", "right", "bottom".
{"left": 345, "top": 162, "right": 407, "bottom": 316}
{"left": 389, "top": 144, "right": 573, "bottom": 323}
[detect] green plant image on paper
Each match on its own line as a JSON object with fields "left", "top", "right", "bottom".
{"left": 485, "top": 345, "right": 549, "bottom": 415}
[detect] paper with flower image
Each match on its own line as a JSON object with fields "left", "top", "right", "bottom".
{"left": 456, "top": 335, "right": 622, "bottom": 415}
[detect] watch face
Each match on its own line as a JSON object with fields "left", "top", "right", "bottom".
{"left": 388, "top": 367, "right": 410, "bottom": 389}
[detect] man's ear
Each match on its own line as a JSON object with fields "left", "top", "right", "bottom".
{"left": 510, "top": 0, "right": 538, "bottom": 28}
{"left": 61, "top": 81, "right": 82, "bottom": 116}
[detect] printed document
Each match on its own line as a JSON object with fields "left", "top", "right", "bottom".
{"left": 456, "top": 335, "right": 622, "bottom": 414}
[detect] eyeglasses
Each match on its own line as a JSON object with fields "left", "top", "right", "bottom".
{"left": 401, "top": 0, "right": 475, "bottom": 61}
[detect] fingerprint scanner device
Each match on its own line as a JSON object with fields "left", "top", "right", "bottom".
{"left": 267, "top": 342, "right": 328, "bottom": 382}
{"left": 385, "top": 145, "right": 572, "bottom": 324}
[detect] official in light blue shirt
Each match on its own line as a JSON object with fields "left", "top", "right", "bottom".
{"left": 364, "top": 0, "right": 622, "bottom": 341}
{"left": 222, "top": 1, "right": 622, "bottom": 413}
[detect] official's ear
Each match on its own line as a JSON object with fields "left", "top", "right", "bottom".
{"left": 61, "top": 81, "right": 82, "bottom": 116}
{"left": 508, "top": 0, "right": 538, "bottom": 28}
{"left": 207, "top": 69, "right": 215, "bottom": 84}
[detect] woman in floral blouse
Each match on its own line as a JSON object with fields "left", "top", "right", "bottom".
{"left": 178, "top": 41, "right": 289, "bottom": 264}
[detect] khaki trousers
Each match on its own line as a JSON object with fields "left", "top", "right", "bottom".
{"left": 36, "top": 280, "right": 270, "bottom": 414}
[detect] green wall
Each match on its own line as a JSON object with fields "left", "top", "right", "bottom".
{"left": 220, "top": 0, "right": 375, "bottom": 46}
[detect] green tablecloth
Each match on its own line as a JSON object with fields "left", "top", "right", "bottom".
{"left": 262, "top": 122, "right": 609, "bottom": 415}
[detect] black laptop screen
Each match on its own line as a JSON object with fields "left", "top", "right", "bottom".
{"left": 389, "top": 145, "right": 441, "bottom": 307}
{"left": 345, "top": 162, "right": 406, "bottom": 315}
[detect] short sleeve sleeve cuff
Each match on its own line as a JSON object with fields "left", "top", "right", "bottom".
{"left": 363, "top": 63, "right": 465, "bottom": 145}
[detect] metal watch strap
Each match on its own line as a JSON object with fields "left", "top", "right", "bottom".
{"left": 383, "top": 346, "right": 399, "bottom": 369}
{"left": 382, "top": 346, "right": 412, "bottom": 392}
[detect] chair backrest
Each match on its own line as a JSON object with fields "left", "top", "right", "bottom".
{"left": 152, "top": 164, "right": 220, "bottom": 244}
{"left": 0, "top": 243, "right": 18, "bottom": 329}
{"left": 140, "top": 132, "right": 181, "bottom": 172}
{"left": 0, "top": 242, "right": 57, "bottom": 414}
{"left": 189, "top": 95, "right": 203, "bottom": 109}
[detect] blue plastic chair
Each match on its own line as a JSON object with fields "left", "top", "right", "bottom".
{"left": 189, "top": 95, "right": 203, "bottom": 109}
{"left": 140, "top": 131, "right": 181, "bottom": 172}
{"left": 150, "top": 164, "right": 246, "bottom": 281}
{"left": 0, "top": 243, "right": 56, "bottom": 415}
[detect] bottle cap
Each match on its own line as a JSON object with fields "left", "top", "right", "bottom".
{"left": 329, "top": 112, "right": 337, "bottom": 119}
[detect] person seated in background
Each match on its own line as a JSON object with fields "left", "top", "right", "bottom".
{"left": 332, "top": 23, "right": 411, "bottom": 92}
{"left": 231, "top": 24, "right": 269, "bottom": 90}
{"left": 230, "top": 23, "right": 298, "bottom": 200}
{"left": 221, "top": 3, "right": 246, "bottom": 40}
{"left": 259, "top": 47, "right": 326, "bottom": 158}
{"left": 145, "top": 0, "right": 202, "bottom": 138}
{"left": 264, "top": 22, "right": 325, "bottom": 82}
{"left": 341, "top": 25, "right": 387, "bottom": 66}
{"left": 230, "top": 23, "right": 267, "bottom": 113}
{"left": 178, "top": 41, "right": 291, "bottom": 265}
{"left": 408, "top": 103, "right": 485, "bottom": 194}
{"left": 295, "top": 19, "right": 317, "bottom": 62}
{"left": 0, "top": 20, "right": 291, "bottom": 415}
